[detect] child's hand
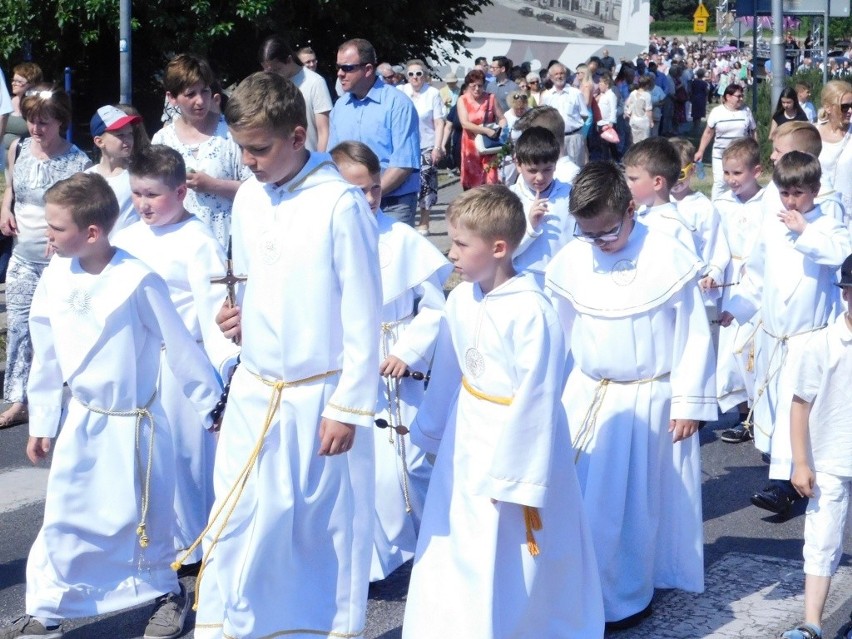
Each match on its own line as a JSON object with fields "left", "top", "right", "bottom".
{"left": 718, "top": 311, "right": 735, "bottom": 327}
{"left": 26, "top": 436, "right": 52, "bottom": 464}
{"left": 216, "top": 301, "right": 242, "bottom": 345}
{"left": 379, "top": 355, "right": 409, "bottom": 378}
{"left": 669, "top": 418, "right": 699, "bottom": 442}
{"left": 791, "top": 463, "right": 816, "bottom": 498}
{"left": 778, "top": 208, "right": 807, "bottom": 234}
{"left": 529, "top": 193, "right": 549, "bottom": 229}
{"left": 318, "top": 418, "right": 356, "bottom": 456}
{"left": 698, "top": 275, "right": 716, "bottom": 291}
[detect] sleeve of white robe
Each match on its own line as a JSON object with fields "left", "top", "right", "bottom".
{"left": 701, "top": 203, "right": 731, "bottom": 285}
{"left": 486, "top": 305, "right": 564, "bottom": 508}
{"left": 321, "top": 195, "right": 382, "bottom": 428}
{"left": 725, "top": 223, "right": 765, "bottom": 323}
{"left": 137, "top": 274, "right": 222, "bottom": 430}
{"left": 186, "top": 236, "right": 241, "bottom": 378}
{"left": 27, "top": 276, "right": 65, "bottom": 439}
{"left": 669, "top": 281, "right": 718, "bottom": 422}
{"left": 409, "top": 314, "right": 461, "bottom": 455}
{"left": 794, "top": 217, "right": 852, "bottom": 266}
{"left": 388, "top": 275, "right": 445, "bottom": 367}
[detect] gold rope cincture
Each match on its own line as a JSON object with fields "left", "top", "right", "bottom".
{"left": 460, "top": 376, "right": 540, "bottom": 556}
{"left": 173, "top": 367, "right": 341, "bottom": 611}
{"left": 75, "top": 392, "right": 156, "bottom": 552}
{"left": 380, "top": 312, "right": 415, "bottom": 513}
{"left": 732, "top": 319, "right": 763, "bottom": 375}
{"left": 570, "top": 372, "right": 671, "bottom": 464}
{"left": 743, "top": 323, "right": 826, "bottom": 439}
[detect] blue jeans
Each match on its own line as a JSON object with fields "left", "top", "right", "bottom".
{"left": 381, "top": 192, "right": 417, "bottom": 227}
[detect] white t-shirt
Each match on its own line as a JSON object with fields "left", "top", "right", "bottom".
{"left": 707, "top": 104, "right": 756, "bottom": 160}
{"left": 292, "top": 67, "right": 333, "bottom": 152}
{"left": 401, "top": 84, "right": 444, "bottom": 150}
{"left": 85, "top": 166, "right": 138, "bottom": 238}
{"left": 792, "top": 313, "right": 852, "bottom": 477}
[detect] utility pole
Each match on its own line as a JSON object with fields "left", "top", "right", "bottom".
{"left": 771, "top": 0, "right": 783, "bottom": 106}
{"left": 119, "top": 0, "right": 132, "bottom": 103}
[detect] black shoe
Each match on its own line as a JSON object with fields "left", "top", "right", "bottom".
{"left": 720, "top": 422, "right": 752, "bottom": 443}
{"left": 176, "top": 560, "right": 201, "bottom": 578}
{"left": 760, "top": 452, "right": 771, "bottom": 464}
{"left": 605, "top": 602, "right": 653, "bottom": 632}
{"left": 750, "top": 482, "right": 797, "bottom": 514}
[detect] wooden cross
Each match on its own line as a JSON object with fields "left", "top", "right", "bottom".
{"left": 210, "top": 240, "right": 247, "bottom": 308}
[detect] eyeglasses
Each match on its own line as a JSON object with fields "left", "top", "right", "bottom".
{"left": 512, "top": 93, "right": 528, "bottom": 101}
{"left": 408, "top": 70, "right": 424, "bottom": 77}
{"left": 678, "top": 163, "right": 693, "bottom": 181}
{"left": 528, "top": 80, "right": 540, "bottom": 84}
{"left": 731, "top": 93, "right": 744, "bottom": 98}
{"left": 838, "top": 102, "right": 852, "bottom": 112}
{"left": 573, "top": 217, "right": 626, "bottom": 244}
{"left": 336, "top": 63, "right": 367, "bottom": 73}
{"left": 382, "top": 74, "right": 395, "bottom": 81}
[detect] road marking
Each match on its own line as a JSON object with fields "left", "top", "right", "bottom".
{"left": 610, "top": 552, "right": 852, "bottom": 638}
{"left": 0, "top": 467, "right": 48, "bottom": 513}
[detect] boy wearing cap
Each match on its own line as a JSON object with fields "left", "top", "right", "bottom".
{"left": 780, "top": 254, "right": 852, "bottom": 639}
{"left": 86, "top": 105, "right": 142, "bottom": 238}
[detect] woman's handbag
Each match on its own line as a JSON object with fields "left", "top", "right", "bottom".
{"left": 600, "top": 124, "right": 620, "bottom": 144}
{"left": 475, "top": 124, "right": 504, "bottom": 155}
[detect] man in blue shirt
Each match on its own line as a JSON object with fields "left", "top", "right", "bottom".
{"left": 329, "top": 38, "right": 420, "bottom": 225}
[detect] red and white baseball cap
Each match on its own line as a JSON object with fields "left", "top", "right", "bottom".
{"left": 90, "top": 105, "right": 141, "bottom": 137}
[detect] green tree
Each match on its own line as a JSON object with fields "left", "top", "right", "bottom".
{"left": 0, "top": 0, "right": 488, "bottom": 137}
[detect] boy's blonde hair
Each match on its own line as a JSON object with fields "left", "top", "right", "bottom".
{"left": 772, "top": 121, "right": 822, "bottom": 157}
{"left": 446, "top": 185, "right": 525, "bottom": 249}
{"left": 163, "top": 53, "right": 216, "bottom": 97}
{"left": 622, "top": 137, "right": 681, "bottom": 189}
{"left": 225, "top": 72, "right": 307, "bottom": 136}
{"left": 669, "top": 137, "right": 696, "bottom": 169}
{"left": 514, "top": 106, "right": 565, "bottom": 145}
{"left": 45, "top": 173, "right": 119, "bottom": 233}
{"left": 772, "top": 150, "right": 821, "bottom": 191}
{"left": 722, "top": 137, "right": 760, "bottom": 167}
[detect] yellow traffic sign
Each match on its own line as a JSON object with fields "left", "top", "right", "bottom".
{"left": 694, "top": 16, "right": 708, "bottom": 31}
{"left": 694, "top": 1, "right": 710, "bottom": 18}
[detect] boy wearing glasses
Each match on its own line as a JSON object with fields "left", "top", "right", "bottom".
{"left": 546, "top": 162, "right": 716, "bottom": 629}
{"left": 403, "top": 184, "right": 604, "bottom": 639}
{"left": 509, "top": 126, "right": 574, "bottom": 288}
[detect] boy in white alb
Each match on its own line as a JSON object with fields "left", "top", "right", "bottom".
{"left": 713, "top": 138, "right": 765, "bottom": 442}
{"left": 623, "top": 137, "right": 705, "bottom": 263}
{"left": 113, "top": 145, "right": 239, "bottom": 567}
{"left": 331, "top": 140, "right": 452, "bottom": 581}
{"left": 780, "top": 253, "right": 852, "bottom": 639}
{"left": 546, "top": 162, "right": 717, "bottom": 629}
{"left": 0, "top": 173, "right": 220, "bottom": 639}
{"left": 196, "top": 72, "right": 382, "bottom": 639}
{"left": 404, "top": 184, "right": 604, "bottom": 639}
{"left": 509, "top": 126, "right": 574, "bottom": 288}
{"left": 720, "top": 150, "right": 851, "bottom": 516}
{"left": 85, "top": 105, "right": 142, "bottom": 238}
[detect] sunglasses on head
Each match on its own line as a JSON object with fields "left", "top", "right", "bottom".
{"left": 408, "top": 70, "right": 424, "bottom": 77}
{"left": 678, "top": 163, "right": 693, "bottom": 181}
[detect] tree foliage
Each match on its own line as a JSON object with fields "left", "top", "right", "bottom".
{"left": 0, "top": 0, "right": 489, "bottom": 136}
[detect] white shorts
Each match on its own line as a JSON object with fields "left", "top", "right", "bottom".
{"left": 803, "top": 471, "right": 852, "bottom": 577}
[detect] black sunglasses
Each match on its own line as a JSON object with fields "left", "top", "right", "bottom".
{"left": 337, "top": 63, "right": 367, "bottom": 73}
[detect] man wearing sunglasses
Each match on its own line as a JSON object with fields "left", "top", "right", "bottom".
{"left": 486, "top": 55, "right": 519, "bottom": 113}
{"left": 329, "top": 38, "right": 421, "bottom": 226}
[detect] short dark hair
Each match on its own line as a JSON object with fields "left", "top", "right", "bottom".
{"left": 339, "top": 38, "right": 377, "bottom": 65}
{"left": 129, "top": 144, "right": 187, "bottom": 189}
{"left": 622, "top": 137, "right": 681, "bottom": 189}
{"left": 492, "top": 56, "right": 512, "bottom": 71}
{"left": 514, "top": 126, "right": 560, "bottom": 166}
{"left": 225, "top": 71, "right": 307, "bottom": 136}
{"left": 569, "top": 162, "right": 631, "bottom": 219}
{"left": 45, "top": 172, "right": 119, "bottom": 233}
{"left": 772, "top": 150, "right": 821, "bottom": 191}
{"left": 259, "top": 34, "right": 297, "bottom": 66}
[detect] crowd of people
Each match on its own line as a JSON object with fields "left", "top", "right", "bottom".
{"left": 0, "top": 29, "right": 850, "bottom": 639}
